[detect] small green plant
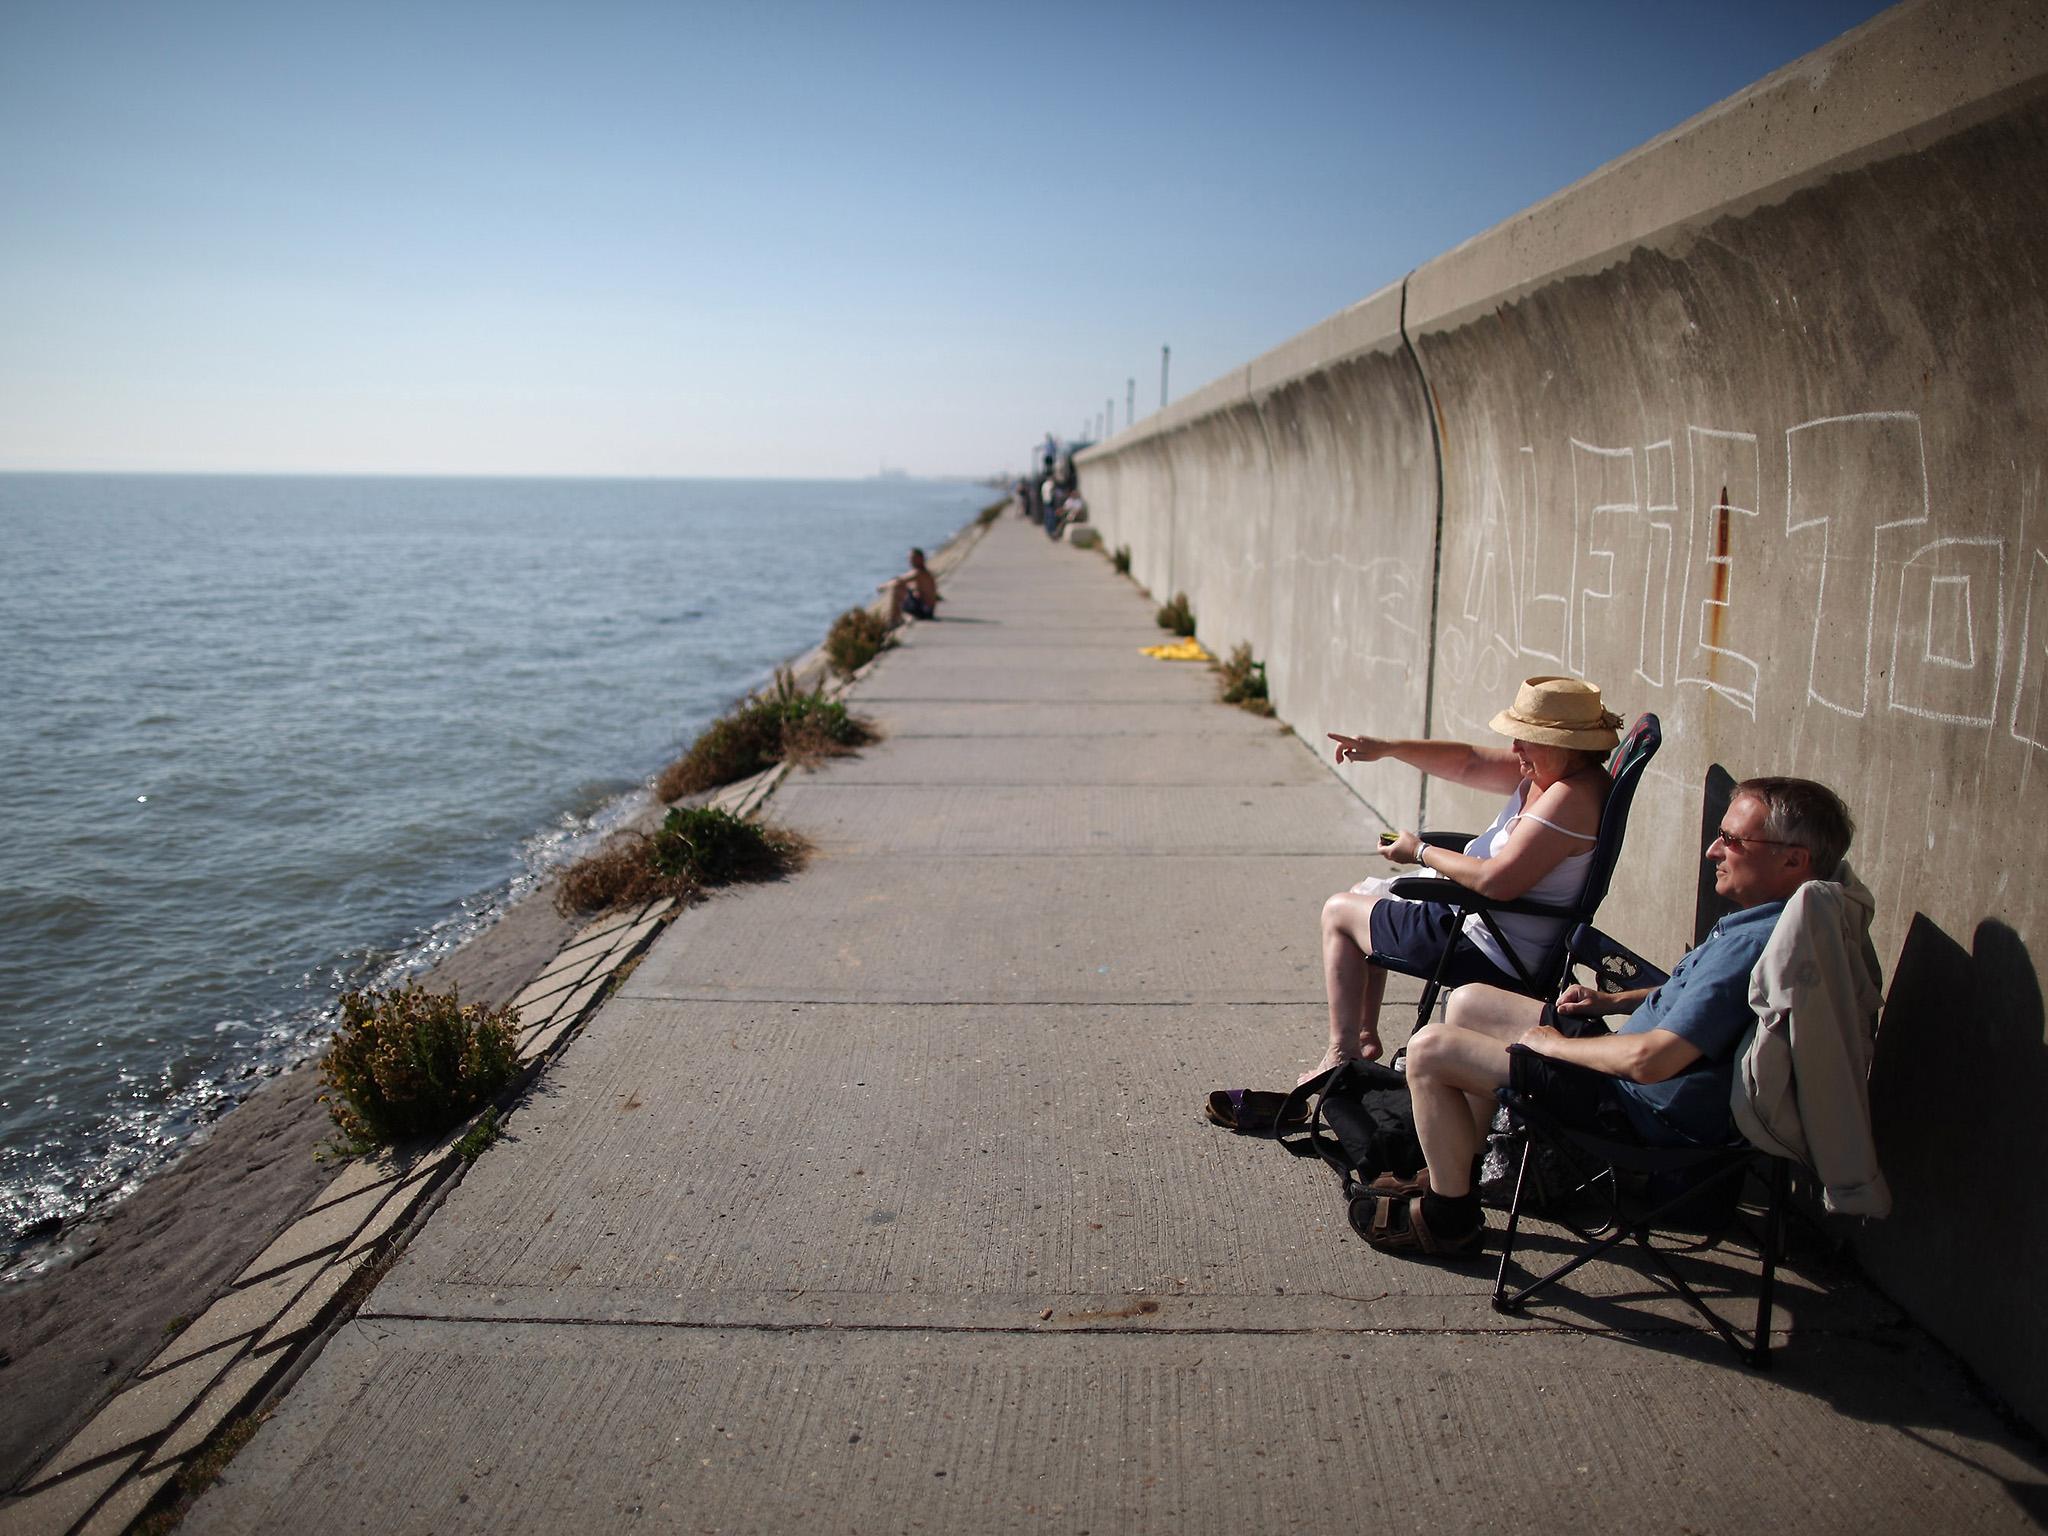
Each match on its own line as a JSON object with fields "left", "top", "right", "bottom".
{"left": 826, "top": 605, "right": 893, "bottom": 676}
{"left": 1155, "top": 591, "right": 1196, "bottom": 637}
{"left": 319, "top": 983, "right": 520, "bottom": 1151}
{"left": 1217, "top": 642, "right": 1273, "bottom": 716}
{"left": 1112, "top": 545, "right": 1132, "bottom": 575}
{"left": 655, "top": 670, "right": 875, "bottom": 800}
{"left": 650, "top": 805, "right": 796, "bottom": 884}
{"left": 456, "top": 1108, "right": 502, "bottom": 1163}
{"left": 555, "top": 808, "right": 810, "bottom": 914}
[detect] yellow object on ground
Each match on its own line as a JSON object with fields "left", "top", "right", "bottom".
{"left": 1140, "top": 638, "right": 1213, "bottom": 661}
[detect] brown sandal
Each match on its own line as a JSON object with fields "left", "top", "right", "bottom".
{"left": 1361, "top": 1194, "right": 1484, "bottom": 1257}
{"left": 1364, "top": 1166, "right": 1432, "bottom": 1200}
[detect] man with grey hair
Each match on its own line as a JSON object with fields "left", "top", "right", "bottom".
{"left": 1359, "top": 775, "right": 1855, "bottom": 1258}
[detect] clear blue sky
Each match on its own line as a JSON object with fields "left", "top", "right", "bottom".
{"left": 0, "top": 0, "right": 1893, "bottom": 479}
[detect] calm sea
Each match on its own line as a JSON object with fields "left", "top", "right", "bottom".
{"left": 0, "top": 473, "right": 986, "bottom": 1270}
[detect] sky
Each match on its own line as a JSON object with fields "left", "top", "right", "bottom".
{"left": 0, "top": 0, "right": 1896, "bottom": 480}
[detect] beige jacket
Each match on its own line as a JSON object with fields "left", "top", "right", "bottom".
{"left": 1732, "top": 864, "right": 1890, "bottom": 1217}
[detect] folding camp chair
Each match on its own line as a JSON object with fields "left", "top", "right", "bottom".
{"left": 1370, "top": 713, "right": 1661, "bottom": 1032}
{"left": 1488, "top": 925, "right": 1792, "bottom": 1369}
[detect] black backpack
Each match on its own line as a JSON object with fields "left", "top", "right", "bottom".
{"left": 1273, "top": 1059, "right": 1424, "bottom": 1197}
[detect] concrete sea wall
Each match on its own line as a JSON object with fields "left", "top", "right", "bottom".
{"left": 1078, "top": 0, "right": 2048, "bottom": 1427}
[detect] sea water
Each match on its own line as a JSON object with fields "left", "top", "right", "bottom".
{"left": 0, "top": 473, "right": 987, "bottom": 1267}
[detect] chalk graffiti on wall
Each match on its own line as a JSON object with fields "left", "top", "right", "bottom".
{"left": 1442, "top": 410, "right": 2032, "bottom": 749}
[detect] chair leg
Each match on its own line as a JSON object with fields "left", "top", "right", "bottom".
{"left": 1493, "top": 1150, "right": 1779, "bottom": 1368}
{"left": 1492, "top": 1136, "right": 1535, "bottom": 1311}
{"left": 1750, "top": 1156, "right": 1789, "bottom": 1370}
{"left": 1493, "top": 1151, "right": 1642, "bottom": 1313}
{"left": 1414, "top": 975, "right": 1441, "bottom": 1031}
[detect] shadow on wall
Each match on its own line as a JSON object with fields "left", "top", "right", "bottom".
{"left": 1693, "top": 766, "right": 1739, "bottom": 940}
{"left": 1861, "top": 914, "right": 2048, "bottom": 1431}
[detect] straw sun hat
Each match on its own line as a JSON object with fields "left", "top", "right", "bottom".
{"left": 1488, "top": 675, "right": 1623, "bottom": 752}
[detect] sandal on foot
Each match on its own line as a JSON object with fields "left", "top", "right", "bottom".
{"left": 1204, "top": 1088, "right": 1311, "bottom": 1135}
{"left": 1363, "top": 1166, "right": 1433, "bottom": 1200}
{"left": 1352, "top": 1194, "right": 1483, "bottom": 1257}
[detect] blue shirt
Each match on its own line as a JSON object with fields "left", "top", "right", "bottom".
{"left": 1613, "top": 900, "right": 1787, "bottom": 1145}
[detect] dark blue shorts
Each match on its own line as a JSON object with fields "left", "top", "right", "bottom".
{"left": 1365, "top": 897, "right": 1520, "bottom": 988}
{"left": 904, "top": 592, "right": 936, "bottom": 620}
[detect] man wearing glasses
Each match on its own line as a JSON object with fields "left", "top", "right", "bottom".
{"left": 1361, "top": 776, "right": 1855, "bottom": 1257}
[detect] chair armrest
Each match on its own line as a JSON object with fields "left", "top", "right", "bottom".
{"left": 1567, "top": 926, "right": 1671, "bottom": 991}
{"left": 1497, "top": 1088, "right": 1739, "bottom": 1172}
{"left": 1418, "top": 830, "right": 1472, "bottom": 850}
{"left": 1383, "top": 875, "right": 1580, "bottom": 921}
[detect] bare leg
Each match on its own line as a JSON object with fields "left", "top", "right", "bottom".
{"left": 1403, "top": 985, "right": 1551, "bottom": 1196}
{"left": 886, "top": 578, "right": 906, "bottom": 625}
{"left": 1308, "top": 891, "right": 1387, "bottom": 1083}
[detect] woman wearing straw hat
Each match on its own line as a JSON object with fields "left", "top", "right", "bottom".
{"left": 1305, "top": 676, "right": 1622, "bottom": 1085}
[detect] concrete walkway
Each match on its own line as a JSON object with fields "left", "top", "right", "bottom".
{"left": 189, "top": 518, "right": 2047, "bottom": 1534}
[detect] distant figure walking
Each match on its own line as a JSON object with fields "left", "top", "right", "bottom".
{"left": 882, "top": 548, "right": 940, "bottom": 624}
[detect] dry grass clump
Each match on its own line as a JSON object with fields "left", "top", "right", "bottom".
{"left": 318, "top": 983, "right": 520, "bottom": 1150}
{"left": 1112, "top": 544, "right": 1132, "bottom": 575}
{"left": 655, "top": 670, "right": 876, "bottom": 800}
{"left": 826, "top": 606, "right": 893, "bottom": 676}
{"left": 554, "top": 807, "right": 809, "bottom": 915}
{"left": 1155, "top": 591, "right": 1196, "bottom": 636}
{"left": 978, "top": 497, "right": 1007, "bottom": 525}
{"left": 1216, "top": 642, "right": 1273, "bottom": 715}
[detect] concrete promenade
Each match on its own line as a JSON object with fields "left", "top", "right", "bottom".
{"left": 188, "top": 518, "right": 2047, "bottom": 1534}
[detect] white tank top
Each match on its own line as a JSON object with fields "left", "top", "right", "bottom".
{"left": 1452, "top": 778, "right": 1599, "bottom": 976}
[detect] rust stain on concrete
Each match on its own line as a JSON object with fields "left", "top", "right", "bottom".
{"left": 1708, "top": 484, "right": 1732, "bottom": 656}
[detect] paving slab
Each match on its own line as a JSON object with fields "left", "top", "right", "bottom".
{"left": 857, "top": 699, "right": 1283, "bottom": 739}
{"left": 145, "top": 1255, "right": 327, "bottom": 1373}
{"left": 143, "top": 1351, "right": 275, "bottom": 1471}
{"left": 367, "top": 999, "right": 1876, "bottom": 1339}
{"left": 510, "top": 958, "right": 595, "bottom": 1016}
{"left": 895, "top": 620, "right": 1168, "bottom": 647}
{"left": 255, "top": 1252, "right": 371, "bottom": 1353}
{"left": 850, "top": 659, "right": 1220, "bottom": 704}
{"left": 874, "top": 640, "right": 1221, "bottom": 675}
{"left": 619, "top": 855, "right": 1356, "bottom": 1004}
{"left": 187, "top": 1321, "right": 2048, "bottom": 1536}
{"left": 33, "top": 1347, "right": 235, "bottom": 1482}
{"left": 813, "top": 732, "right": 1336, "bottom": 787}
{"left": 2, "top": 1452, "right": 139, "bottom": 1536}
{"left": 301, "top": 1147, "right": 406, "bottom": 1212}
{"left": 517, "top": 1010, "right": 583, "bottom": 1063}
{"left": 75, "top": 1464, "right": 178, "bottom": 1536}
{"left": 771, "top": 783, "right": 1383, "bottom": 857}
{"left": 233, "top": 1178, "right": 389, "bottom": 1284}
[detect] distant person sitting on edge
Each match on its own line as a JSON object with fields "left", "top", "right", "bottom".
{"left": 1360, "top": 776, "right": 1855, "bottom": 1259}
{"left": 1052, "top": 491, "right": 1087, "bottom": 538}
{"left": 882, "top": 548, "right": 939, "bottom": 624}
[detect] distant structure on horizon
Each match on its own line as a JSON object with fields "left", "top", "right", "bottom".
{"left": 874, "top": 464, "right": 909, "bottom": 480}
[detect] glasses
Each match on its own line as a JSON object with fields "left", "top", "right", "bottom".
{"left": 1711, "top": 827, "right": 1802, "bottom": 854}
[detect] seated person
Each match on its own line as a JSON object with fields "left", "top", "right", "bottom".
{"left": 1363, "top": 776, "right": 1855, "bottom": 1258}
{"left": 881, "top": 547, "right": 939, "bottom": 623}
{"left": 1308, "top": 676, "right": 1620, "bottom": 1085}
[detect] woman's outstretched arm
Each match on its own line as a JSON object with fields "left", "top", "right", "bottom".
{"left": 1326, "top": 734, "right": 1522, "bottom": 794}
